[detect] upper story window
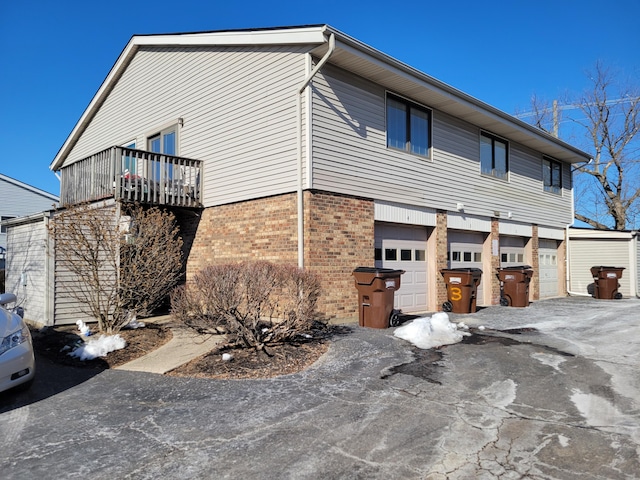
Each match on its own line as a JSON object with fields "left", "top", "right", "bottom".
{"left": 480, "top": 132, "right": 508, "bottom": 179}
{"left": 543, "top": 157, "right": 562, "bottom": 194}
{"left": 148, "top": 127, "right": 176, "bottom": 155}
{"left": 386, "top": 94, "right": 432, "bottom": 158}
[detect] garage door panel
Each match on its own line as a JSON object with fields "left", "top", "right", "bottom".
{"left": 539, "top": 246, "right": 559, "bottom": 298}
{"left": 375, "top": 224, "right": 428, "bottom": 313}
{"left": 448, "top": 238, "right": 485, "bottom": 306}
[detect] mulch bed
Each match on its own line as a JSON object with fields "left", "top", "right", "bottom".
{"left": 30, "top": 323, "right": 172, "bottom": 369}
{"left": 31, "top": 321, "right": 352, "bottom": 379}
{"left": 167, "top": 341, "right": 330, "bottom": 380}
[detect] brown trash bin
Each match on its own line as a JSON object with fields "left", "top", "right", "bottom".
{"left": 497, "top": 265, "right": 533, "bottom": 307}
{"left": 590, "top": 266, "right": 625, "bottom": 299}
{"left": 352, "top": 267, "right": 404, "bottom": 328}
{"left": 440, "top": 268, "right": 483, "bottom": 314}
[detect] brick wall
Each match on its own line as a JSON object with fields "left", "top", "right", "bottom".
{"left": 435, "top": 210, "right": 448, "bottom": 309}
{"left": 490, "top": 218, "right": 501, "bottom": 304}
{"left": 187, "top": 194, "right": 298, "bottom": 277}
{"left": 304, "top": 190, "right": 374, "bottom": 319}
{"left": 186, "top": 191, "right": 375, "bottom": 320}
{"left": 531, "top": 225, "right": 540, "bottom": 300}
{"left": 557, "top": 237, "right": 567, "bottom": 296}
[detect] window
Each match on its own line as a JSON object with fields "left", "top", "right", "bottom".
{"left": 385, "top": 249, "right": 397, "bottom": 261}
{"left": 122, "top": 141, "right": 137, "bottom": 174}
{"left": 543, "top": 157, "right": 562, "bottom": 194}
{"left": 387, "top": 94, "right": 431, "bottom": 158}
{"left": 148, "top": 126, "right": 177, "bottom": 181}
{"left": 480, "top": 132, "right": 508, "bottom": 179}
{"left": 148, "top": 128, "right": 176, "bottom": 155}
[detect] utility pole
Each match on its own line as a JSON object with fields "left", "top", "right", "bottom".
{"left": 552, "top": 100, "right": 558, "bottom": 138}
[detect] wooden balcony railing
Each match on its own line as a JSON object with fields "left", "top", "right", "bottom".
{"left": 60, "top": 146, "right": 202, "bottom": 208}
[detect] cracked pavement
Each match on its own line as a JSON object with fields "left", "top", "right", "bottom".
{"left": 1, "top": 297, "right": 639, "bottom": 479}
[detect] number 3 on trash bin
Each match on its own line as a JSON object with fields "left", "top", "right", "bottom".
{"left": 449, "top": 287, "right": 462, "bottom": 301}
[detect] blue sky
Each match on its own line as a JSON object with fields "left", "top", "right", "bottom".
{"left": 1, "top": 0, "right": 639, "bottom": 196}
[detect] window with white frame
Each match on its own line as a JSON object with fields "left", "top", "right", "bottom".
{"left": 122, "top": 141, "right": 137, "bottom": 175}
{"left": 386, "top": 94, "right": 432, "bottom": 158}
{"left": 148, "top": 127, "right": 176, "bottom": 155}
{"left": 480, "top": 131, "right": 508, "bottom": 179}
{"left": 542, "top": 156, "right": 562, "bottom": 194}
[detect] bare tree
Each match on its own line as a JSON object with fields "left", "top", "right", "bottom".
{"left": 528, "top": 62, "right": 640, "bottom": 230}
{"left": 50, "top": 202, "right": 183, "bottom": 333}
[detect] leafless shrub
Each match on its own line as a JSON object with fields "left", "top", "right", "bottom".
{"left": 50, "top": 202, "right": 183, "bottom": 333}
{"left": 171, "top": 261, "right": 322, "bottom": 352}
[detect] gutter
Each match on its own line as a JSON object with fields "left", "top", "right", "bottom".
{"left": 296, "top": 32, "right": 335, "bottom": 268}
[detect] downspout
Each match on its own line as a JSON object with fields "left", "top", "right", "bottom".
{"left": 634, "top": 231, "right": 640, "bottom": 298}
{"left": 296, "top": 32, "right": 335, "bottom": 268}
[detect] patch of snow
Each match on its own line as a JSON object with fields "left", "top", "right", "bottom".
{"left": 76, "top": 320, "right": 91, "bottom": 336}
{"left": 479, "top": 379, "right": 517, "bottom": 408}
{"left": 558, "top": 434, "right": 570, "bottom": 447}
{"left": 531, "top": 352, "right": 566, "bottom": 372}
{"left": 571, "top": 389, "right": 640, "bottom": 443}
{"left": 125, "top": 318, "right": 146, "bottom": 329}
{"left": 394, "top": 312, "right": 470, "bottom": 349}
{"left": 69, "top": 335, "right": 126, "bottom": 361}
{"left": 478, "top": 325, "right": 486, "bottom": 331}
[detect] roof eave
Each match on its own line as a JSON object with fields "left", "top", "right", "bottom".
{"left": 321, "top": 26, "right": 592, "bottom": 164}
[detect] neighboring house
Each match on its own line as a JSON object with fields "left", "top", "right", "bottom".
{"left": 568, "top": 227, "right": 640, "bottom": 298}
{"left": 0, "top": 174, "right": 58, "bottom": 270}
{"left": 44, "top": 25, "right": 591, "bottom": 324}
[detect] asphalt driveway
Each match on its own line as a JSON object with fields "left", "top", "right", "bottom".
{"left": 1, "top": 297, "right": 639, "bottom": 479}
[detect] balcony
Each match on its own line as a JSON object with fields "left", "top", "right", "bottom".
{"left": 59, "top": 146, "right": 202, "bottom": 208}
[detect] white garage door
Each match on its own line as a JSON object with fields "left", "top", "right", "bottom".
{"left": 500, "top": 236, "right": 527, "bottom": 267}
{"left": 539, "top": 239, "right": 559, "bottom": 298}
{"left": 375, "top": 224, "right": 428, "bottom": 313}
{"left": 448, "top": 231, "right": 485, "bottom": 306}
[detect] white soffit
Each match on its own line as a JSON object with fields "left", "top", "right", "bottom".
{"left": 134, "top": 27, "right": 327, "bottom": 47}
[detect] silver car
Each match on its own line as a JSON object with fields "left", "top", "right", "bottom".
{"left": 0, "top": 293, "right": 35, "bottom": 393}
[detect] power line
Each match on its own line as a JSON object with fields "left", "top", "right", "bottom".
{"left": 515, "top": 97, "right": 640, "bottom": 119}
{"left": 515, "top": 97, "right": 640, "bottom": 138}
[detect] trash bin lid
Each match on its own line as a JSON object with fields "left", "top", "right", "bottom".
{"left": 440, "top": 267, "right": 483, "bottom": 274}
{"left": 498, "top": 265, "right": 532, "bottom": 271}
{"left": 353, "top": 267, "right": 405, "bottom": 275}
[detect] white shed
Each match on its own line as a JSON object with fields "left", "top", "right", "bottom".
{"left": 3, "top": 212, "right": 56, "bottom": 325}
{"left": 568, "top": 228, "right": 639, "bottom": 298}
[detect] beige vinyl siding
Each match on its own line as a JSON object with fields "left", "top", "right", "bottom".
{"left": 569, "top": 238, "right": 632, "bottom": 297}
{"left": 63, "top": 45, "right": 309, "bottom": 208}
{"left": 53, "top": 204, "right": 118, "bottom": 325}
{"left": 311, "top": 66, "right": 573, "bottom": 229}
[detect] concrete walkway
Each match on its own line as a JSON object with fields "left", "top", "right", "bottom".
{"left": 114, "top": 316, "right": 225, "bottom": 374}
